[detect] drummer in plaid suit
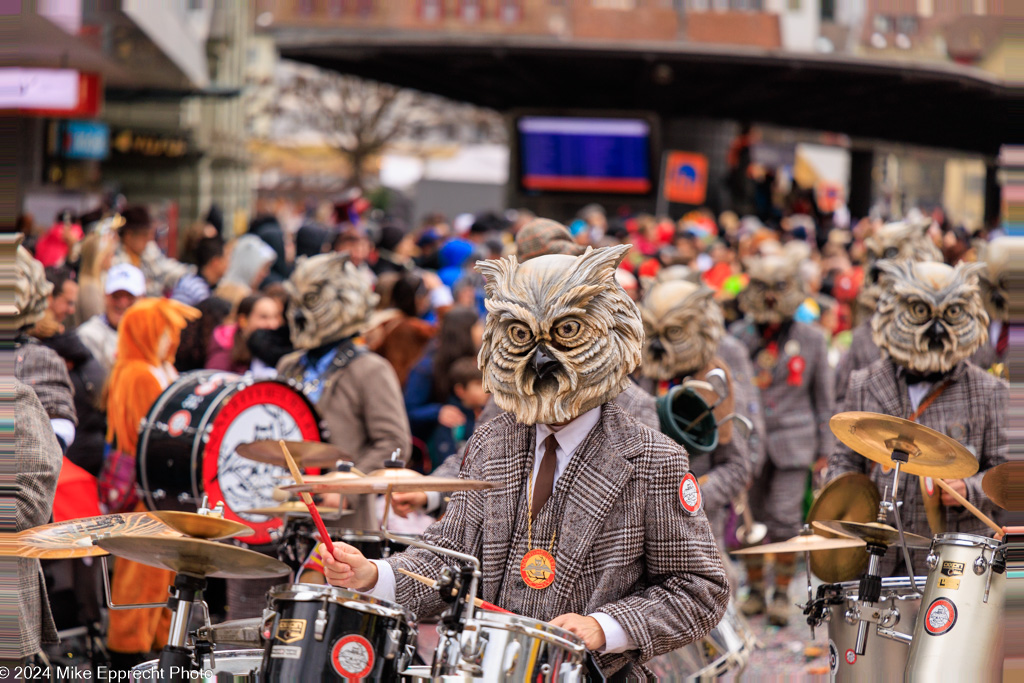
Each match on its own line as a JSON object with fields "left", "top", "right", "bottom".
{"left": 324, "top": 238, "right": 729, "bottom": 678}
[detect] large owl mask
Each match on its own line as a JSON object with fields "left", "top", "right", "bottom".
{"left": 285, "top": 253, "right": 379, "bottom": 350}
{"left": 860, "top": 219, "right": 942, "bottom": 311}
{"left": 476, "top": 245, "right": 643, "bottom": 425}
{"left": 640, "top": 280, "right": 723, "bottom": 381}
{"left": 977, "top": 237, "right": 1011, "bottom": 323}
{"left": 872, "top": 260, "right": 988, "bottom": 375}
{"left": 737, "top": 242, "right": 808, "bottom": 325}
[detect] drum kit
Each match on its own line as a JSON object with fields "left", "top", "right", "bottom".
{"left": 728, "top": 411, "right": 1008, "bottom": 683}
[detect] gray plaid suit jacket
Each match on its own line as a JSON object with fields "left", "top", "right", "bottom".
{"left": 15, "top": 338, "right": 76, "bottom": 425}
{"left": 729, "top": 320, "right": 835, "bottom": 469}
{"left": 386, "top": 403, "right": 730, "bottom": 674}
{"left": 2, "top": 380, "right": 62, "bottom": 659}
{"left": 827, "top": 358, "right": 1007, "bottom": 576}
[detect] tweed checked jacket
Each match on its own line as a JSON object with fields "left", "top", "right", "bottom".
{"left": 3, "top": 381, "right": 62, "bottom": 659}
{"left": 15, "top": 338, "right": 76, "bottom": 426}
{"left": 729, "top": 320, "right": 834, "bottom": 469}
{"left": 385, "top": 403, "right": 730, "bottom": 674}
{"left": 827, "top": 358, "right": 1007, "bottom": 576}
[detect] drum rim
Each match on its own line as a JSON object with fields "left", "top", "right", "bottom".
{"left": 473, "top": 610, "right": 586, "bottom": 655}
{"left": 131, "top": 648, "right": 265, "bottom": 672}
{"left": 932, "top": 532, "right": 1003, "bottom": 550}
{"left": 269, "top": 582, "right": 413, "bottom": 621}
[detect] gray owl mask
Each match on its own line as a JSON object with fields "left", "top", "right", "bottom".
{"left": 640, "top": 279, "right": 723, "bottom": 381}
{"left": 871, "top": 260, "right": 988, "bottom": 375}
{"left": 737, "top": 242, "right": 809, "bottom": 325}
{"left": 285, "top": 253, "right": 378, "bottom": 350}
{"left": 476, "top": 245, "right": 643, "bottom": 425}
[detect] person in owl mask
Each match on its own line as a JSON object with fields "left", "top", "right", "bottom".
{"left": 636, "top": 275, "right": 763, "bottom": 543}
{"left": 323, "top": 244, "right": 729, "bottom": 678}
{"left": 729, "top": 241, "right": 835, "bottom": 625}
{"left": 828, "top": 260, "right": 1007, "bottom": 577}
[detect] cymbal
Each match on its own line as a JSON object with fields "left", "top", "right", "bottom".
{"left": 10, "top": 512, "right": 183, "bottom": 559}
{"left": 242, "top": 502, "right": 349, "bottom": 518}
{"left": 982, "top": 462, "right": 1023, "bottom": 511}
{"left": 812, "top": 520, "right": 932, "bottom": 549}
{"left": 235, "top": 440, "right": 355, "bottom": 470}
{"left": 830, "top": 412, "right": 979, "bottom": 479}
{"left": 95, "top": 536, "right": 291, "bottom": 579}
{"left": 149, "top": 511, "right": 254, "bottom": 540}
{"left": 805, "top": 473, "right": 881, "bottom": 582}
{"left": 284, "top": 474, "right": 499, "bottom": 495}
{"left": 731, "top": 534, "right": 866, "bottom": 555}
{"left": 301, "top": 471, "right": 365, "bottom": 484}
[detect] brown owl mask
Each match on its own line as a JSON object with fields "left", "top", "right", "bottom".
{"left": 738, "top": 242, "right": 809, "bottom": 325}
{"left": 640, "top": 280, "right": 723, "bottom": 381}
{"left": 476, "top": 245, "right": 643, "bottom": 425}
{"left": 285, "top": 253, "right": 378, "bottom": 350}
{"left": 872, "top": 260, "right": 988, "bottom": 375}
{"left": 860, "top": 219, "right": 942, "bottom": 311}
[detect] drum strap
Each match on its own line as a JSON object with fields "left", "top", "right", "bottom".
{"left": 288, "top": 338, "right": 365, "bottom": 396}
{"left": 907, "top": 380, "right": 952, "bottom": 423}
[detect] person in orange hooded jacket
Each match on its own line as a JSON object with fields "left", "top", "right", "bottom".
{"left": 105, "top": 297, "right": 199, "bottom": 669}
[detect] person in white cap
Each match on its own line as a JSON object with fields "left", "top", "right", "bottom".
{"left": 76, "top": 263, "right": 146, "bottom": 372}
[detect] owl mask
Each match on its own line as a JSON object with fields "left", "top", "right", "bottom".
{"left": 872, "top": 260, "right": 988, "bottom": 375}
{"left": 477, "top": 245, "right": 643, "bottom": 425}
{"left": 860, "top": 219, "right": 941, "bottom": 311}
{"left": 738, "top": 242, "right": 809, "bottom": 325}
{"left": 285, "top": 253, "right": 378, "bottom": 350}
{"left": 977, "top": 237, "right": 1011, "bottom": 323}
{"left": 14, "top": 244, "right": 53, "bottom": 331}
{"left": 640, "top": 279, "right": 723, "bottom": 381}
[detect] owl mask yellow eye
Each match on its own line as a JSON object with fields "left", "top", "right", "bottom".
{"left": 508, "top": 323, "right": 533, "bottom": 345}
{"left": 944, "top": 303, "right": 964, "bottom": 322}
{"left": 911, "top": 301, "right": 930, "bottom": 319}
{"left": 553, "top": 319, "right": 583, "bottom": 344}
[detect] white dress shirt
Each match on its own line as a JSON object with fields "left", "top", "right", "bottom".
{"left": 366, "top": 406, "right": 636, "bottom": 653}
{"left": 907, "top": 381, "right": 933, "bottom": 413}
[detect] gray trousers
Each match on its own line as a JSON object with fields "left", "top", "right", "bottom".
{"left": 748, "top": 460, "right": 809, "bottom": 543}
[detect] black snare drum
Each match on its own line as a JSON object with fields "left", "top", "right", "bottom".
{"left": 137, "top": 371, "right": 324, "bottom": 545}
{"left": 338, "top": 530, "right": 384, "bottom": 560}
{"left": 263, "top": 584, "right": 416, "bottom": 681}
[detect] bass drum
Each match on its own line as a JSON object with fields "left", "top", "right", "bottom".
{"left": 137, "top": 371, "right": 325, "bottom": 545}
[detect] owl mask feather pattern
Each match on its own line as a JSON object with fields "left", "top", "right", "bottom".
{"left": 977, "top": 237, "right": 1011, "bottom": 323}
{"left": 871, "top": 260, "right": 988, "bottom": 374}
{"left": 640, "top": 279, "right": 723, "bottom": 381}
{"left": 476, "top": 245, "right": 643, "bottom": 425}
{"left": 285, "top": 253, "right": 379, "bottom": 350}
{"left": 737, "top": 242, "right": 809, "bottom": 325}
{"left": 860, "top": 219, "right": 942, "bottom": 311}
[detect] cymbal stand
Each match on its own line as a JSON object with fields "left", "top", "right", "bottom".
{"left": 156, "top": 573, "right": 207, "bottom": 679}
{"left": 796, "top": 524, "right": 817, "bottom": 640}
{"left": 882, "top": 450, "right": 920, "bottom": 595}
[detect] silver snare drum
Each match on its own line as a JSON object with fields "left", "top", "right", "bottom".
{"left": 132, "top": 649, "right": 264, "bottom": 682}
{"left": 647, "top": 602, "right": 757, "bottom": 681}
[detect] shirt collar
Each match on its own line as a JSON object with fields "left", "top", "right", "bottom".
{"left": 535, "top": 405, "right": 602, "bottom": 458}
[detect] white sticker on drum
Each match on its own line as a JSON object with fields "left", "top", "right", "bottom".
{"left": 828, "top": 640, "right": 838, "bottom": 676}
{"left": 844, "top": 649, "right": 857, "bottom": 666}
{"left": 167, "top": 410, "right": 191, "bottom": 437}
{"left": 331, "top": 634, "right": 375, "bottom": 681}
{"left": 271, "top": 646, "right": 302, "bottom": 659}
{"left": 924, "top": 597, "right": 957, "bottom": 636}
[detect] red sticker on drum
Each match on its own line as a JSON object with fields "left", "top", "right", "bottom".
{"left": 924, "top": 598, "right": 957, "bottom": 636}
{"left": 194, "top": 379, "right": 223, "bottom": 396}
{"left": 167, "top": 410, "right": 191, "bottom": 437}
{"left": 679, "top": 473, "right": 702, "bottom": 516}
{"left": 331, "top": 634, "right": 375, "bottom": 681}
{"left": 844, "top": 649, "right": 857, "bottom": 665}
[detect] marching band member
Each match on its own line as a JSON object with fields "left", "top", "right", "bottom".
{"left": 324, "top": 244, "right": 729, "bottom": 678}
{"left": 827, "top": 260, "right": 1007, "bottom": 576}
{"left": 729, "top": 241, "right": 834, "bottom": 625}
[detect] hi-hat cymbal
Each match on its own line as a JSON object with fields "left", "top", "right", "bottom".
{"left": 983, "top": 462, "right": 1023, "bottom": 511}
{"left": 242, "top": 502, "right": 349, "bottom": 519}
{"left": 806, "top": 473, "right": 881, "bottom": 582}
{"left": 731, "top": 534, "right": 866, "bottom": 555}
{"left": 95, "top": 536, "right": 291, "bottom": 579}
{"left": 149, "top": 511, "right": 255, "bottom": 540}
{"left": 830, "top": 412, "right": 979, "bottom": 479}
{"left": 812, "top": 520, "right": 932, "bottom": 549}
{"left": 235, "top": 440, "right": 355, "bottom": 470}
{"left": 10, "top": 512, "right": 183, "bottom": 559}
{"left": 284, "top": 474, "right": 499, "bottom": 495}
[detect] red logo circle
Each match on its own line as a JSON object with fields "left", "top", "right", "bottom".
{"left": 167, "top": 410, "right": 191, "bottom": 437}
{"left": 844, "top": 649, "right": 857, "bottom": 665}
{"left": 924, "top": 597, "right": 957, "bottom": 636}
{"left": 679, "top": 473, "right": 702, "bottom": 515}
{"left": 331, "top": 634, "right": 375, "bottom": 680}
{"left": 520, "top": 548, "right": 556, "bottom": 590}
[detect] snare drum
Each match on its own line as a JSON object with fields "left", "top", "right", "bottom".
{"left": 905, "top": 533, "right": 1005, "bottom": 682}
{"left": 132, "top": 649, "right": 263, "bottom": 682}
{"left": 262, "top": 583, "right": 416, "bottom": 681}
{"left": 647, "top": 602, "right": 757, "bottom": 681}
{"left": 137, "top": 372, "right": 324, "bottom": 544}
{"left": 825, "top": 577, "right": 923, "bottom": 682}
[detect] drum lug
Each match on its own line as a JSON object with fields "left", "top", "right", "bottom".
{"left": 152, "top": 489, "right": 167, "bottom": 501}
{"left": 384, "top": 627, "right": 403, "bottom": 660}
{"left": 926, "top": 552, "right": 939, "bottom": 571}
{"left": 974, "top": 556, "right": 988, "bottom": 575}
{"left": 880, "top": 607, "right": 900, "bottom": 629}
{"left": 178, "top": 492, "right": 198, "bottom": 505}
{"left": 314, "top": 599, "right": 329, "bottom": 641}
{"left": 844, "top": 608, "right": 859, "bottom": 626}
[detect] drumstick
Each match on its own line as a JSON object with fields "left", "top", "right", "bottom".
{"left": 397, "top": 568, "right": 513, "bottom": 614}
{"left": 934, "top": 478, "right": 1003, "bottom": 535}
{"left": 279, "top": 440, "right": 335, "bottom": 556}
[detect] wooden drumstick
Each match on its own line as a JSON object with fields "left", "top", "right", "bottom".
{"left": 397, "top": 568, "right": 512, "bottom": 614}
{"left": 934, "top": 478, "right": 1003, "bottom": 535}
{"left": 279, "top": 440, "right": 335, "bottom": 555}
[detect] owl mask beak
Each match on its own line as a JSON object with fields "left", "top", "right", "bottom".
{"left": 925, "top": 319, "right": 948, "bottom": 349}
{"left": 648, "top": 338, "right": 666, "bottom": 358}
{"left": 532, "top": 345, "right": 560, "bottom": 378}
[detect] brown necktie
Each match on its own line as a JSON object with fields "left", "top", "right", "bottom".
{"left": 532, "top": 434, "right": 558, "bottom": 520}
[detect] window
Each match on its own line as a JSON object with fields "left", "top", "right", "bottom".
{"left": 787, "top": 0, "right": 800, "bottom": 10}
{"left": 420, "top": 0, "right": 443, "bottom": 21}
{"left": 461, "top": 0, "right": 482, "bottom": 21}
{"left": 873, "top": 14, "right": 893, "bottom": 32}
{"left": 820, "top": 0, "right": 835, "bottom": 21}
{"left": 896, "top": 15, "right": 918, "bottom": 34}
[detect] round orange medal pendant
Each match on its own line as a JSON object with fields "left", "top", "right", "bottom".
{"left": 521, "top": 549, "right": 556, "bottom": 590}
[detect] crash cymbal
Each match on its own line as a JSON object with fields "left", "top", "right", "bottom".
{"left": 10, "top": 512, "right": 183, "bottom": 559}
{"left": 731, "top": 534, "right": 866, "bottom": 555}
{"left": 983, "top": 462, "right": 1024, "bottom": 511}
{"left": 235, "top": 440, "right": 355, "bottom": 470}
{"left": 805, "top": 473, "right": 881, "bottom": 582}
{"left": 95, "top": 536, "right": 291, "bottom": 579}
{"left": 301, "top": 470, "right": 365, "bottom": 484}
{"left": 830, "top": 412, "right": 979, "bottom": 479}
{"left": 283, "top": 475, "right": 499, "bottom": 495}
{"left": 242, "top": 502, "right": 349, "bottom": 518}
{"left": 812, "top": 520, "right": 932, "bottom": 549}
{"left": 149, "top": 511, "right": 254, "bottom": 540}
